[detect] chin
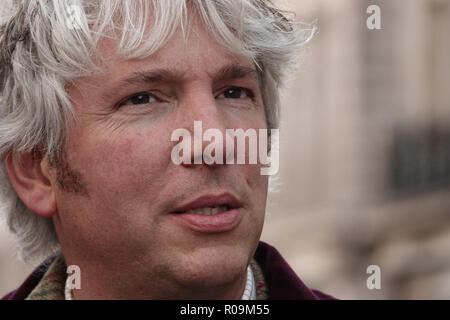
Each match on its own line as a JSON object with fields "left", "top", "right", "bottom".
{"left": 172, "top": 244, "right": 250, "bottom": 290}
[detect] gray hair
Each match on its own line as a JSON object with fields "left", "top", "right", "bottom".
{"left": 0, "top": 0, "right": 315, "bottom": 263}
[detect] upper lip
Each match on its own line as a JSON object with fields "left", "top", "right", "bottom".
{"left": 171, "top": 192, "right": 242, "bottom": 213}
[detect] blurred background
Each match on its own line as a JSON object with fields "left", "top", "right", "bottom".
{"left": 1, "top": 0, "right": 450, "bottom": 299}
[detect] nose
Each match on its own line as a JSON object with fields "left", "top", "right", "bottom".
{"left": 174, "top": 86, "right": 232, "bottom": 168}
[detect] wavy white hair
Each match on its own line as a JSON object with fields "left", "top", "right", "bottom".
{"left": 0, "top": 0, "right": 315, "bottom": 262}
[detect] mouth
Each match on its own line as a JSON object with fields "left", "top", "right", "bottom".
{"left": 170, "top": 193, "right": 243, "bottom": 233}
{"left": 173, "top": 205, "right": 231, "bottom": 215}
{"left": 171, "top": 193, "right": 241, "bottom": 215}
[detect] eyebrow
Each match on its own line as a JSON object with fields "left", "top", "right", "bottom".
{"left": 120, "top": 69, "right": 186, "bottom": 86}
{"left": 212, "top": 64, "right": 258, "bottom": 83}
{"left": 112, "top": 63, "right": 258, "bottom": 91}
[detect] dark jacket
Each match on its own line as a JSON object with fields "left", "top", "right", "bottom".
{"left": 2, "top": 241, "right": 335, "bottom": 300}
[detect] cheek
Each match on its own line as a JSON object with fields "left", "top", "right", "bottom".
{"left": 72, "top": 131, "right": 170, "bottom": 205}
{"left": 58, "top": 130, "right": 173, "bottom": 249}
{"left": 250, "top": 173, "right": 269, "bottom": 209}
{"left": 234, "top": 161, "right": 268, "bottom": 211}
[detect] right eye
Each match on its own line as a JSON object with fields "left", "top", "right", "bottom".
{"left": 118, "top": 92, "right": 157, "bottom": 107}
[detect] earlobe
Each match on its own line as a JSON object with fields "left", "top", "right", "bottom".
{"left": 4, "top": 152, "right": 57, "bottom": 218}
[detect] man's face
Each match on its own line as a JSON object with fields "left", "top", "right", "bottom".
{"left": 52, "top": 20, "right": 268, "bottom": 296}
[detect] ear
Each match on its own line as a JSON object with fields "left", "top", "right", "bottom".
{"left": 4, "top": 151, "right": 57, "bottom": 218}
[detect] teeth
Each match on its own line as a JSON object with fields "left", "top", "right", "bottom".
{"left": 185, "top": 205, "right": 229, "bottom": 215}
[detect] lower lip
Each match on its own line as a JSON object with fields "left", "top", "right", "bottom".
{"left": 170, "top": 208, "right": 242, "bottom": 233}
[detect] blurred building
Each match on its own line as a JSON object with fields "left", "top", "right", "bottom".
{"left": 1, "top": 0, "right": 450, "bottom": 299}
{"left": 262, "top": 0, "right": 450, "bottom": 299}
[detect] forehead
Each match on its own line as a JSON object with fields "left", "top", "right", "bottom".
{"left": 68, "top": 24, "right": 257, "bottom": 104}
{"left": 95, "top": 18, "right": 255, "bottom": 83}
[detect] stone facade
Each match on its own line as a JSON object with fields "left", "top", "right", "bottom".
{"left": 262, "top": 0, "right": 450, "bottom": 299}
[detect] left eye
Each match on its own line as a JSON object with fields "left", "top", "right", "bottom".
{"left": 130, "top": 93, "right": 153, "bottom": 104}
{"left": 217, "top": 87, "right": 253, "bottom": 99}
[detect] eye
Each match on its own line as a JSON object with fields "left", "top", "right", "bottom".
{"left": 216, "top": 87, "right": 254, "bottom": 99}
{"left": 118, "top": 92, "right": 157, "bottom": 107}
